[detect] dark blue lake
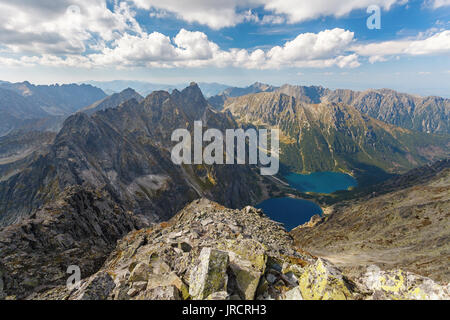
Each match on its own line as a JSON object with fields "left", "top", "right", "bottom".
{"left": 284, "top": 171, "right": 357, "bottom": 194}
{"left": 256, "top": 197, "right": 323, "bottom": 231}
{"left": 256, "top": 172, "right": 357, "bottom": 231}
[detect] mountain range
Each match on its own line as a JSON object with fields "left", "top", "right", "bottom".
{"left": 83, "top": 80, "right": 230, "bottom": 98}
{"left": 0, "top": 83, "right": 273, "bottom": 227}
{"left": 0, "top": 81, "right": 106, "bottom": 136}
{"left": 0, "top": 80, "right": 449, "bottom": 300}
{"left": 209, "top": 83, "right": 450, "bottom": 134}
{"left": 224, "top": 90, "right": 449, "bottom": 185}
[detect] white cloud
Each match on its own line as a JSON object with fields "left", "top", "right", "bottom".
{"left": 267, "top": 28, "right": 355, "bottom": 62}
{"left": 0, "top": 0, "right": 141, "bottom": 54}
{"left": 130, "top": 0, "right": 251, "bottom": 29}
{"left": 130, "top": 0, "right": 408, "bottom": 28}
{"left": 260, "top": 0, "right": 408, "bottom": 24}
{"left": 353, "top": 30, "right": 450, "bottom": 62}
{"left": 0, "top": 28, "right": 360, "bottom": 70}
{"left": 427, "top": 0, "right": 450, "bottom": 8}
{"left": 0, "top": 1, "right": 447, "bottom": 71}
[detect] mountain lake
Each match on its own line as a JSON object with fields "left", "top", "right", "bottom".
{"left": 256, "top": 172, "right": 357, "bottom": 231}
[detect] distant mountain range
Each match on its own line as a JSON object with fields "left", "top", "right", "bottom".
{"left": 82, "top": 80, "right": 230, "bottom": 98}
{"left": 224, "top": 90, "right": 449, "bottom": 185}
{"left": 209, "top": 83, "right": 450, "bottom": 134}
{"left": 0, "top": 81, "right": 106, "bottom": 136}
{"left": 80, "top": 88, "right": 144, "bottom": 115}
{"left": 1, "top": 80, "right": 448, "bottom": 137}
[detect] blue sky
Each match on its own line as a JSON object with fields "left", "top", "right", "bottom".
{"left": 0, "top": 0, "right": 449, "bottom": 96}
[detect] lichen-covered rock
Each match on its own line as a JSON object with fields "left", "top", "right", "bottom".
{"left": 282, "top": 287, "right": 303, "bottom": 300}
{"left": 78, "top": 272, "right": 116, "bottom": 300}
{"left": 298, "top": 259, "right": 355, "bottom": 300}
{"left": 129, "top": 263, "right": 152, "bottom": 283}
{"left": 25, "top": 198, "right": 448, "bottom": 301}
{"left": 147, "top": 272, "right": 189, "bottom": 300}
{"left": 189, "top": 248, "right": 229, "bottom": 300}
{"left": 361, "top": 265, "right": 450, "bottom": 300}
{"left": 219, "top": 239, "right": 267, "bottom": 300}
{"left": 206, "top": 291, "right": 229, "bottom": 300}
{"left": 145, "top": 286, "right": 181, "bottom": 300}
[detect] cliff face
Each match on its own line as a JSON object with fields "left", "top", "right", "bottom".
{"left": 292, "top": 160, "right": 450, "bottom": 283}
{"left": 324, "top": 88, "right": 450, "bottom": 134}
{"left": 0, "top": 186, "right": 146, "bottom": 299}
{"left": 4, "top": 198, "right": 446, "bottom": 300}
{"left": 210, "top": 84, "right": 450, "bottom": 134}
{"left": 224, "top": 91, "right": 449, "bottom": 183}
{"left": 0, "top": 83, "right": 271, "bottom": 227}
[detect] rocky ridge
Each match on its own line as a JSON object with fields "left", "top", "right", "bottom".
{"left": 20, "top": 198, "right": 449, "bottom": 301}
{"left": 0, "top": 186, "right": 146, "bottom": 299}
{"left": 210, "top": 83, "right": 450, "bottom": 134}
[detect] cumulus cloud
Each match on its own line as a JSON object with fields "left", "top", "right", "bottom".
{"left": 0, "top": 28, "right": 360, "bottom": 70}
{"left": 0, "top": 0, "right": 141, "bottom": 54}
{"left": 131, "top": 0, "right": 251, "bottom": 29}
{"left": 87, "top": 28, "right": 359, "bottom": 69}
{"left": 0, "top": 1, "right": 447, "bottom": 71}
{"left": 267, "top": 29, "right": 355, "bottom": 62}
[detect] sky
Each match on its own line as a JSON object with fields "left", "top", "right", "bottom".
{"left": 0, "top": 0, "right": 449, "bottom": 96}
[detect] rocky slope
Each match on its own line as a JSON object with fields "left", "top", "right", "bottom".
{"left": 210, "top": 83, "right": 450, "bottom": 134}
{"left": 224, "top": 91, "right": 449, "bottom": 184}
{"left": 292, "top": 159, "right": 450, "bottom": 283}
{"left": 0, "top": 83, "right": 272, "bottom": 227}
{"left": 0, "top": 186, "right": 146, "bottom": 299}
{"left": 324, "top": 88, "right": 450, "bottom": 134}
{"left": 0, "top": 130, "right": 56, "bottom": 181}
{"left": 10, "top": 198, "right": 447, "bottom": 300}
{"left": 81, "top": 88, "right": 144, "bottom": 115}
{"left": 208, "top": 82, "right": 277, "bottom": 109}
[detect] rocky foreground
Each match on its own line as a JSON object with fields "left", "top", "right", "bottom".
{"left": 10, "top": 198, "right": 446, "bottom": 300}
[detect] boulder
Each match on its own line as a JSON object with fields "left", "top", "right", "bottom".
{"left": 298, "top": 259, "right": 354, "bottom": 300}
{"left": 147, "top": 272, "right": 189, "bottom": 300}
{"left": 145, "top": 286, "right": 181, "bottom": 300}
{"left": 79, "top": 272, "right": 116, "bottom": 300}
{"left": 361, "top": 265, "right": 450, "bottom": 300}
{"left": 283, "top": 287, "right": 303, "bottom": 300}
{"left": 218, "top": 239, "right": 267, "bottom": 300}
{"left": 128, "top": 262, "right": 152, "bottom": 283}
{"left": 189, "top": 248, "right": 229, "bottom": 300}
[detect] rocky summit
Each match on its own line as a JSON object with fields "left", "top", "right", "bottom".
{"left": 12, "top": 198, "right": 447, "bottom": 301}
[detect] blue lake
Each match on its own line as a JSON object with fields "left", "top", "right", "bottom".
{"left": 284, "top": 171, "right": 357, "bottom": 194}
{"left": 256, "top": 172, "right": 357, "bottom": 231}
{"left": 256, "top": 197, "right": 323, "bottom": 231}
